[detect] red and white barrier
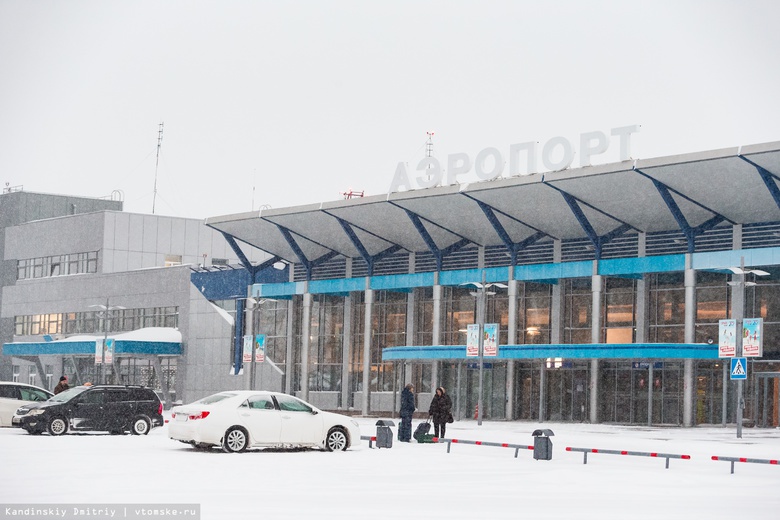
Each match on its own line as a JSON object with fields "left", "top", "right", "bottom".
{"left": 711, "top": 455, "right": 780, "bottom": 474}
{"left": 566, "top": 446, "right": 690, "bottom": 469}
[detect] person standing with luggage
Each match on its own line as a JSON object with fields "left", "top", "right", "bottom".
{"left": 429, "top": 386, "right": 453, "bottom": 438}
{"left": 398, "top": 383, "right": 416, "bottom": 442}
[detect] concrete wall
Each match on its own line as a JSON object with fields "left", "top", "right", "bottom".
{"left": 179, "top": 284, "right": 241, "bottom": 403}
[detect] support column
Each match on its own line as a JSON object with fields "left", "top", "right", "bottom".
{"left": 506, "top": 269, "right": 518, "bottom": 420}
{"left": 361, "top": 283, "right": 373, "bottom": 415}
{"left": 284, "top": 299, "right": 294, "bottom": 395}
{"left": 300, "top": 290, "right": 312, "bottom": 402}
{"left": 150, "top": 356, "right": 171, "bottom": 407}
{"left": 542, "top": 239, "right": 564, "bottom": 421}
{"left": 431, "top": 274, "right": 441, "bottom": 393}
{"left": 683, "top": 256, "right": 696, "bottom": 427}
{"left": 341, "top": 294, "right": 352, "bottom": 409}
{"left": 590, "top": 264, "right": 603, "bottom": 424}
{"left": 635, "top": 233, "right": 649, "bottom": 343}
{"left": 405, "top": 288, "right": 415, "bottom": 383}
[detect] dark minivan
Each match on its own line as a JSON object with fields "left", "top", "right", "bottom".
{"left": 13, "top": 385, "right": 164, "bottom": 436}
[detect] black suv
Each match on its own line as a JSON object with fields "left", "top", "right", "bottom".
{"left": 13, "top": 385, "right": 164, "bottom": 436}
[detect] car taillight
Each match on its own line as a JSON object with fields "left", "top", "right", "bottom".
{"left": 158, "top": 402, "right": 163, "bottom": 415}
{"left": 188, "top": 411, "right": 210, "bottom": 420}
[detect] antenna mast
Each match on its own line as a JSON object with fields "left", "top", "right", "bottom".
{"left": 152, "top": 122, "right": 164, "bottom": 214}
{"left": 424, "top": 131, "right": 435, "bottom": 182}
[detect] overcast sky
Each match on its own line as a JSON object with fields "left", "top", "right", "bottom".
{"left": 2, "top": 1, "right": 779, "bottom": 219}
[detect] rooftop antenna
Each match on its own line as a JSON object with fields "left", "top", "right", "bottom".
{"left": 424, "top": 131, "right": 435, "bottom": 182}
{"left": 152, "top": 122, "right": 164, "bottom": 214}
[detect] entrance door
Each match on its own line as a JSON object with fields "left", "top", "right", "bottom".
{"left": 544, "top": 361, "right": 589, "bottom": 422}
{"left": 460, "top": 362, "right": 506, "bottom": 420}
{"left": 756, "top": 374, "right": 780, "bottom": 428}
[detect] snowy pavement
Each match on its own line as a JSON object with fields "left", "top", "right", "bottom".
{"left": 1, "top": 417, "right": 779, "bottom": 519}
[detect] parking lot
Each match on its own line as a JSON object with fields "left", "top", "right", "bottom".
{"left": 2, "top": 417, "right": 779, "bottom": 520}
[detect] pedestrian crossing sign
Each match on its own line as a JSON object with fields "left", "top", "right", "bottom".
{"left": 730, "top": 357, "right": 747, "bottom": 380}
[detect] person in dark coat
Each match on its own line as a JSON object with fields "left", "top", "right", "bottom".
{"left": 428, "top": 386, "right": 453, "bottom": 438}
{"left": 54, "top": 376, "right": 69, "bottom": 395}
{"left": 398, "top": 383, "right": 416, "bottom": 442}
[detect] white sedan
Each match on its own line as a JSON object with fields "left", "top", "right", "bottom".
{"left": 0, "top": 382, "right": 52, "bottom": 427}
{"left": 169, "top": 391, "right": 361, "bottom": 453}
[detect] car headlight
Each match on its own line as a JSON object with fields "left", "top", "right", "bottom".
{"left": 27, "top": 409, "right": 46, "bottom": 416}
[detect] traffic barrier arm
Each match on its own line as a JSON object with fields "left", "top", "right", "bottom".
{"left": 361, "top": 435, "right": 376, "bottom": 448}
{"left": 711, "top": 455, "right": 780, "bottom": 474}
{"left": 435, "top": 437, "right": 534, "bottom": 458}
{"left": 566, "top": 446, "right": 690, "bottom": 469}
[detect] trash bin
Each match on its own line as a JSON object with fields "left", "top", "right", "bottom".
{"left": 532, "top": 429, "right": 554, "bottom": 460}
{"left": 375, "top": 420, "right": 395, "bottom": 449}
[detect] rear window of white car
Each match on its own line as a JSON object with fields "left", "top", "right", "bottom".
{"left": 19, "top": 387, "right": 49, "bottom": 401}
{"left": 198, "top": 393, "right": 237, "bottom": 405}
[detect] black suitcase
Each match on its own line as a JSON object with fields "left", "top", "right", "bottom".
{"left": 413, "top": 420, "right": 431, "bottom": 442}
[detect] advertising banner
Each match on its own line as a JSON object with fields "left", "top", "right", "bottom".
{"left": 483, "top": 323, "right": 498, "bottom": 357}
{"left": 94, "top": 338, "right": 114, "bottom": 364}
{"left": 718, "top": 320, "right": 736, "bottom": 358}
{"left": 104, "top": 338, "right": 114, "bottom": 364}
{"left": 743, "top": 318, "right": 763, "bottom": 357}
{"left": 466, "top": 324, "right": 479, "bottom": 357}
{"left": 242, "top": 335, "right": 253, "bottom": 363}
{"left": 255, "top": 334, "right": 266, "bottom": 363}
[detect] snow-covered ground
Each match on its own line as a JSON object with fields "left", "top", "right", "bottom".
{"left": 2, "top": 416, "right": 779, "bottom": 520}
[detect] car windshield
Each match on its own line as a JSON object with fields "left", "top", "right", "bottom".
{"left": 48, "top": 386, "right": 89, "bottom": 403}
{"left": 196, "top": 392, "right": 237, "bottom": 405}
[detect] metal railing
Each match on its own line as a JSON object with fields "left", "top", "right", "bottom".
{"left": 566, "top": 446, "right": 691, "bottom": 469}
{"left": 711, "top": 455, "right": 780, "bottom": 474}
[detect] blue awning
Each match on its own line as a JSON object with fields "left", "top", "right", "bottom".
{"left": 382, "top": 343, "right": 719, "bottom": 361}
{"left": 3, "top": 328, "right": 182, "bottom": 357}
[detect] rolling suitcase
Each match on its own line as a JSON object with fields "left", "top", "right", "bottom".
{"left": 413, "top": 419, "right": 431, "bottom": 442}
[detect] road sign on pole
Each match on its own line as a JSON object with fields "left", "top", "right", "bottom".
{"left": 730, "top": 357, "right": 747, "bottom": 380}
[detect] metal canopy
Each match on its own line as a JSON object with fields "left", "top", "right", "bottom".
{"left": 206, "top": 141, "right": 780, "bottom": 268}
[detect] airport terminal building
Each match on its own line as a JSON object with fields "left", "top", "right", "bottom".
{"left": 3, "top": 140, "right": 780, "bottom": 428}
{"left": 207, "top": 141, "right": 780, "bottom": 427}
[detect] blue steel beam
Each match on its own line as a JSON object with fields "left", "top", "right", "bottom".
{"left": 636, "top": 168, "right": 732, "bottom": 253}
{"left": 647, "top": 177, "right": 696, "bottom": 252}
{"left": 473, "top": 198, "right": 549, "bottom": 265}
{"left": 440, "top": 238, "right": 471, "bottom": 257}
{"left": 476, "top": 200, "right": 515, "bottom": 251}
{"left": 276, "top": 225, "right": 313, "bottom": 279}
{"left": 335, "top": 218, "right": 405, "bottom": 276}
{"left": 221, "top": 232, "right": 254, "bottom": 271}
{"left": 404, "top": 208, "right": 444, "bottom": 270}
{"left": 740, "top": 156, "right": 780, "bottom": 210}
{"left": 553, "top": 188, "right": 635, "bottom": 259}
{"left": 560, "top": 191, "right": 600, "bottom": 246}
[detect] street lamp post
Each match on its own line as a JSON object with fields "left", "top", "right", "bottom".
{"left": 244, "top": 297, "right": 266, "bottom": 391}
{"left": 727, "top": 258, "right": 769, "bottom": 439}
{"left": 463, "top": 272, "right": 506, "bottom": 426}
{"left": 90, "top": 299, "right": 125, "bottom": 385}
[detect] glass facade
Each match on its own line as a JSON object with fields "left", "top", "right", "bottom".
{"left": 272, "top": 271, "right": 780, "bottom": 427}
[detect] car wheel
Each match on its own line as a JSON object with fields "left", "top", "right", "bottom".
{"left": 47, "top": 417, "right": 68, "bottom": 436}
{"left": 131, "top": 417, "right": 151, "bottom": 435}
{"left": 325, "top": 427, "right": 349, "bottom": 451}
{"left": 222, "top": 427, "right": 249, "bottom": 453}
